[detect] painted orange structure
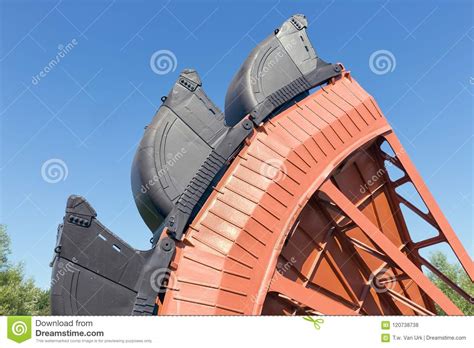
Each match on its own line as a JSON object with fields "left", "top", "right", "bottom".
{"left": 158, "top": 72, "right": 473, "bottom": 315}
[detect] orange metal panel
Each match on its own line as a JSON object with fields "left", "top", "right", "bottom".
{"left": 158, "top": 72, "right": 471, "bottom": 316}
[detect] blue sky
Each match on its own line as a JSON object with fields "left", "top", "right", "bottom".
{"left": 0, "top": 0, "right": 472, "bottom": 289}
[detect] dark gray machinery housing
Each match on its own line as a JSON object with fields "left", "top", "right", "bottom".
{"left": 131, "top": 69, "right": 227, "bottom": 232}
{"left": 50, "top": 14, "right": 343, "bottom": 315}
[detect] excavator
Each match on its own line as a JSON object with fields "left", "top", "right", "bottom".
{"left": 50, "top": 14, "right": 473, "bottom": 316}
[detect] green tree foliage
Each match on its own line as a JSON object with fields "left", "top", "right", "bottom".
{"left": 427, "top": 251, "right": 473, "bottom": 315}
{"left": 0, "top": 225, "right": 50, "bottom": 315}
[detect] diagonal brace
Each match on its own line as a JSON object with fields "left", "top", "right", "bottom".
{"left": 319, "top": 180, "right": 463, "bottom": 315}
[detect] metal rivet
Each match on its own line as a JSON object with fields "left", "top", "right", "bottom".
{"left": 243, "top": 120, "right": 253, "bottom": 130}
{"left": 161, "top": 239, "right": 173, "bottom": 252}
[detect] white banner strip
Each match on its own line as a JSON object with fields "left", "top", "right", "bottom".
{"left": 0, "top": 316, "right": 472, "bottom": 347}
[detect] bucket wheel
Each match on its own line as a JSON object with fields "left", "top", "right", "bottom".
{"left": 158, "top": 73, "right": 472, "bottom": 316}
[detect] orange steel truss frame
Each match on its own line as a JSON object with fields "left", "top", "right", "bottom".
{"left": 157, "top": 71, "right": 473, "bottom": 316}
